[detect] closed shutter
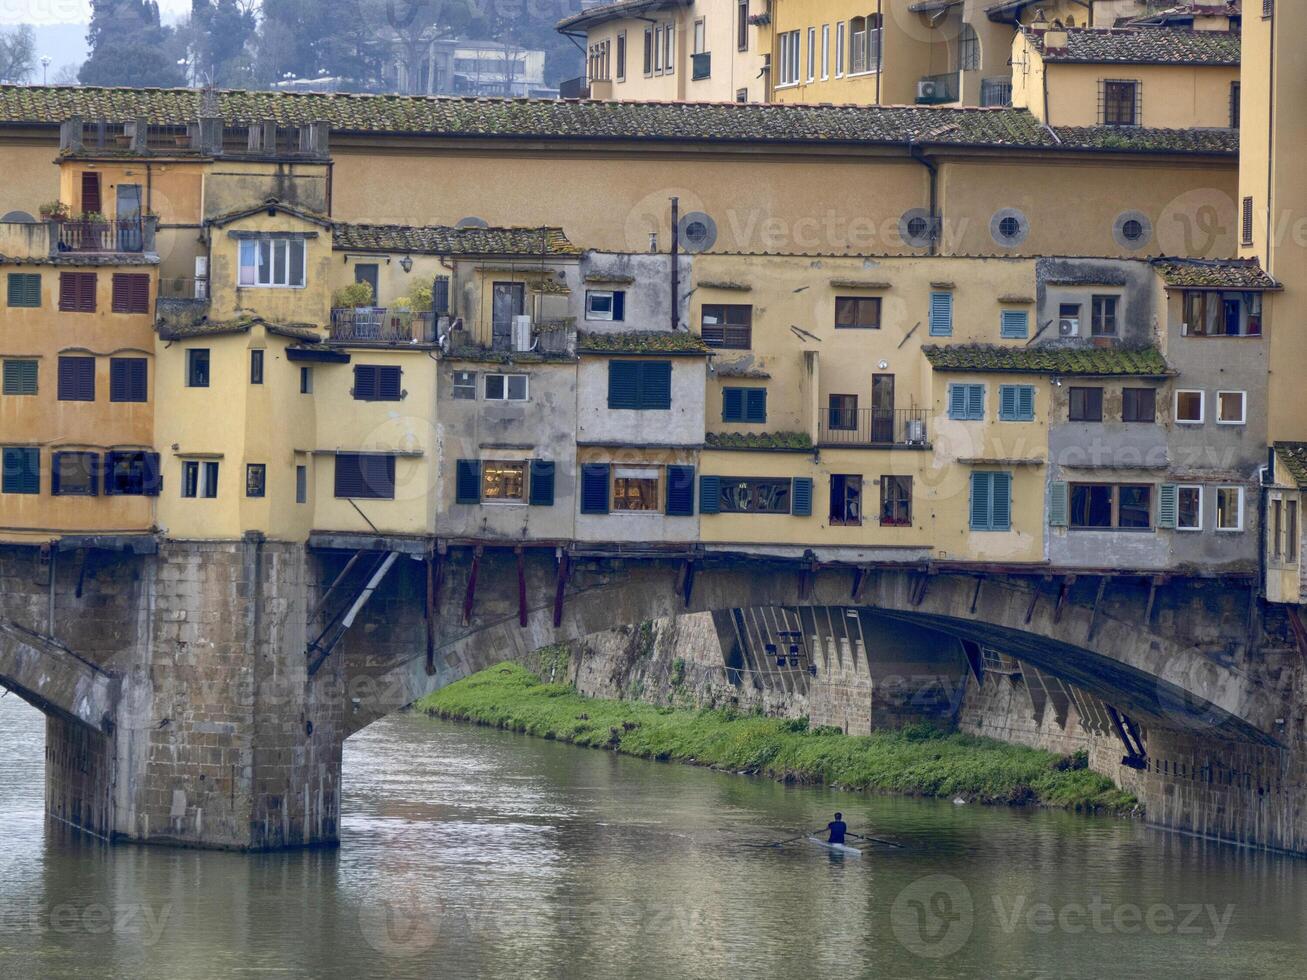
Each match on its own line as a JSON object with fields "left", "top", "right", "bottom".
{"left": 999, "top": 385, "right": 1018, "bottom": 421}
{"left": 1, "top": 447, "right": 39, "bottom": 494}
{"left": 354, "top": 365, "right": 378, "bottom": 400}
{"left": 611, "top": 291, "right": 626, "bottom": 321}
{"left": 1017, "top": 385, "right": 1035, "bottom": 421}
{"left": 142, "top": 453, "right": 162, "bottom": 496}
{"left": 966, "top": 384, "right": 985, "bottom": 420}
{"left": 109, "top": 358, "right": 147, "bottom": 402}
{"left": 792, "top": 477, "right": 813, "bottom": 516}
{"left": 580, "top": 463, "right": 610, "bottom": 514}
{"left": 529, "top": 460, "right": 555, "bottom": 506}
{"left": 745, "top": 388, "right": 767, "bottom": 423}
{"left": 639, "top": 360, "right": 672, "bottom": 409}
{"left": 1157, "top": 483, "right": 1178, "bottom": 529}
{"left": 455, "top": 459, "right": 481, "bottom": 504}
{"left": 699, "top": 475, "right": 721, "bottom": 514}
{"left": 970, "top": 472, "right": 992, "bottom": 530}
{"left": 948, "top": 384, "right": 968, "bottom": 420}
{"left": 7, "top": 273, "right": 40, "bottom": 308}
{"left": 2, "top": 359, "right": 38, "bottom": 395}
{"left": 929, "top": 291, "right": 953, "bottom": 336}
{"left": 432, "top": 276, "right": 451, "bottom": 314}
{"left": 991, "top": 472, "right": 1012, "bottom": 530}
{"left": 81, "top": 171, "right": 101, "bottom": 214}
{"left": 377, "top": 366, "right": 402, "bottom": 400}
{"left": 58, "top": 356, "right": 95, "bottom": 401}
{"left": 59, "top": 272, "right": 97, "bottom": 312}
{"left": 608, "top": 361, "right": 640, "bottom": 409}
{"left": 666, "top": 464, "right": 695, "bottom": 516}
{"left": 1049, "top": 481, "right": 1069, "bottom": 526}
{"left": 111, "top": 274, "right": 150, "bottom": 313}
{"left": 1001, "top": 310, "right": 1029, "bottom": 339}
{"left": 334, "top": 453, "right": 395, "bottom": 499}
{"left": 722, "top": 387, "right": 744, "bottom": 422}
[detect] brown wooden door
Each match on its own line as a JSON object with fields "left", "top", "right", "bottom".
{"left": 872, "top": 374, "right": 895, "bottom": 443}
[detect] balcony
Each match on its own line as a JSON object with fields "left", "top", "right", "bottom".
{"left": 330, "top": 308, "right": 437, "bottom": 345}
{"left": 59, "top": 116, "right": 329, "bottom": 161}
{"left": 818, "top": 408, "right": 931, "bottom": 448}
{"left": 915, "top": 72, "right": 960, "bottom": 106}
{"left": 56, "top": 217, "right": 150, "bottom": 254}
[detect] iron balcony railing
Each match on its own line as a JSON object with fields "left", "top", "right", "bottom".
{"left": 330, "top": 308, "right": 437, "bottom": 345}
{"left": 56, "top": 217, "right": 146, "bottom": 253}
{"left": 157, "top": 276, "right": 209, "bottom": 301}
{"left": 819, "top": 408, "right": 930, "bottom": 448}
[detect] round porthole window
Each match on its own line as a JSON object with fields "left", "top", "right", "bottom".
{"left": 678, "top": 211, "right": 717, "bottom": 253}
{"left": 1113, "top": 210, "right": 1153, "bottom": 250}
{"left": 899, "top": 208, "right": 933, "bottom": 249}
{"left": 455, "top": 216, "right": 489, "bottom": 229}
{"left": 990, "top": 208, "right": 1029, "bottom": 248}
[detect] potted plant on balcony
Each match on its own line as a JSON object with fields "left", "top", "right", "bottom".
{"left": 390, "top": 283, "right": 434, "bottom": 342}
{"left": 39, "top": 201, "right": 70, "bottom": 222}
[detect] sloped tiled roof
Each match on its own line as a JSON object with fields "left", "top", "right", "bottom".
{"left": 577, "top": 330, "right": 712, "bottom": 354}
{"left": 1152, "top": 258, "right": 1280, "bottom": 290}
{"left": 157, "top": 314, "right": 321, "bottom": 343}
{"left": 332, "top": 223, "right": 579, "bottom": 256}
{"left": 208, "top": 198, "right": 331, "bottom": 229}
{"left": 558, "top": 0, "right": 688, "bottom": 31}
{"left": 1275, "top": 443, "right": 1307, "bottom": 489}
{"left": 1127, "top": 3, "right": 1241, "bottom": 27}
{"left": 923, "top": 344, "right": 1171, "bottom": 376}
{"left": 0, "top": 86, "right": 1237, "bottom": 156}
{"left": 1032, "top": 27, "right": 1241, "bottom": 65}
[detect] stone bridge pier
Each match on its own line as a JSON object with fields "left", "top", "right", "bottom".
{"left": 3, "top": 537, "right": 1307, "bottom": 853}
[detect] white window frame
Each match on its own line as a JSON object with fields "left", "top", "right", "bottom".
{"left": 1216, "top": 485, "right": 1245, "bottom": 532}
{"left": 654, "top": 26, "right": 663, "bottom": 72}
{"left": 777, "top": 30, "right": 800, "bottom": 87}
{"left": 181, "top": 459, "right": 220, "bottom": 499}
{"left": 452, "top": 370, "right": 477, "bottom": 400}
{"left": 485, "top": 373, "right": 529, "bottom": 401}
{"left": 835, "top": 22, "right": 845, "bottom": 77}
{"left": 1177, "top": 484, "right": 1203, "bottom": 531}
{"left": 1174, "top": 389, "right": 1205, "bottom": 425}
{"left": 481, "top": 459, "right": 528, "bottom": 505}
{"left": 585, "top": 289, "right": 620, "bottom": 321}
{"left": 694, "top": 18, "right": 706, "bottom": 55}
{"left": 807, "top": 27, "right": 816, "bottom": 82}
{"left": 821, "top": 24, "right": 830, "bottom": 80}
{"left": 1216, "top": 390, "right": 1247, "bottom": 425}
{"left": 237, "top": 238, "right": 306, "bottom": 289}
{"left": 664, "top": 23, "right": 675, "bottom": 75}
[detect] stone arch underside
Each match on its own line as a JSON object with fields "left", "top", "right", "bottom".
{"left": 0, "top": 620, "right": 119, "bottom": 732}
{"left": 340, "top": 553, "right": 1284, "bottom": 745}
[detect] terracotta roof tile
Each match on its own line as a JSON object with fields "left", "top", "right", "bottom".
{"left": 1032, "top": 27, "right": 1240, "bottom": 66}
{"left": 923, "top": 344, "right": 1171, "bottom": 376}
{"left": 577, "top": 330, "right": 712, "bottom": 354}
{"left": 332, "top": 223, "right": 579, "bottom": 256}
{"left": 1275, "top": 443, "right": 1307, "bottom": 489}
{"left": 1152, "top": 258, "right": 1280, "bottom": 290}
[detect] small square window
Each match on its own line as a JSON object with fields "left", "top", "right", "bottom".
{"left": 1091, "top": 295, "right": 1118, "bottom": 336}
{"left": 1175, "top": 390, "right": 1204, "bottom": 424}
{"left": 1068, "top": 387, "right": 1103, "bottom": 422}
{"left": 452, "top": 371, "right": 477, "bottom": 400}
{"left": 1122, "top": 388, "right": 1156, "bottom": 423}
{"left": 182, "top": 460, "right": 220, "bottom": 499}
{"left": 187, "top": 349, "right": 210, "bottom": 388}
{"left": 485, "top": 373, "right": 528, "bottom": 401}
{"left": 585, "top": 290, "right": 625, "bottom": 322}
{"left": 1216, "top": 486, "right": 1243, "bottom": 531}
{"left": 613, "top": 467, "right": 661, "bottom": 512}
{"left": 246, "top": 463, "right": 266, "bottom": 498}
{"left": 834, "top": 296, "right": 881, "bottom": 329}
{"left": 482, "top": 461, "right": 527, "bottom": 502}
{"left": 1216, "top": 391, "right": 1246, "bottom": 425}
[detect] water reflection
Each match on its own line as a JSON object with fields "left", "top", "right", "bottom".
{"left": 1, "top": 694, "right": 1305, "bottom": 978}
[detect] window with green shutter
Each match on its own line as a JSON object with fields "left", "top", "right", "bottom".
{"left": 699, "top": 475, "right": 721, "bottom": 514}
{"left": 2, "top": 359, "right": 38, "bottom": 395}
{"left": 1, "top": 447, "right": 40, "bottom": 495}
{"left": 948, "top": 383, "right": 985, "bottom": 420}
{"left": 455, "top": 460, "right": 481, "bottom": 504}
{"left": 581, "top": 463, "right": 611, "bottom": 514}
{"left": 7, "top": 273, "right": 41, "bottom": 308}
{"left": 929, "top": 291, "right": 953, "bottom": 337}
{"left": 792, "top": 477, "right": 813, "bottom": 516}
{"left": 1000, "top": 310, "right": 1029, "bottom": 339}
{"left": 1049, "top": 481, "right": 1068, "bottom": 526}
{"left": 1157, "top": 483, "right": 1178, "bottom": 529}
{"left": 998, "top": 384, "right": 1035, "bottom": 421}
{"left": 529, "top": 460, "right": 555, "bottom": 506}
{"left": 722, "top": 386, "right": 766, "bottom": 423}
{"left": 608, "top": 360, "right": 672, "bottom": 410}
{"left": 970, "top": 471, "right": 1012, "bottom": 531}
{"left": 666, "top": 465, "right": 696, "bottom": 516}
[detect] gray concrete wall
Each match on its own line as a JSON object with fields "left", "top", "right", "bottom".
{"left": 575, "top": 252, "right": 693, "bottom": 332}
{"left": 576, "top": 355, "right": 707, "bottom": 447}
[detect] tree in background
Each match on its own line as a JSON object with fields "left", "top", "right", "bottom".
{"left": 254, "top": 0, "right": 380, "bottom": 87}
{"left": 80, "top": 0, "right": 188, "bottom": 88}
{"left": 0, "top": 25, "right": 36, "bottom": 84}
{"left": 179, "top": 0, "right": 259, "bottom": 87}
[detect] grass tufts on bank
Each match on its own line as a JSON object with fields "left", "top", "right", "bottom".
{"left": 416, "top": 664, "right": 1137, "bottom": 813}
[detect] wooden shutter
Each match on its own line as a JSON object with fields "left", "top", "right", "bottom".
{"left": 1001, "top": 310, "right": 1029, "bottom": 339}
{"left": 1157, "top": 483, "right": 1178, "bottom": 529}
{"left": 7, "top": 273, "right": 40, "bottom": 308}
{"left": 455, "top": 459, "right": 481, "bottom": 504}
{"left": 377, "top": 366, "right": 402, "bottom": 401}
{"left": 110, "top": 358, "right": 147, "bottom": 402}
{"left": 354, "top": 365, "right": 378, "bottom": 400}
{"left": 580, "top": 463, "right": 611, "bottom": 514}
{"left": 722, "top": 387, "right": 744, "bottom": 422}
{"left": 638, "top": 361, "right": 672, "bottom": 410}
{"left": 999, "top": 385, "right": 1018, "bottom": 421}
{"left": 142, "top": 453, "right": 162, "bottom": 496}
{"left": 2, "top": 359, "right": 38, "bottom": 395}
{"left": 1049, "top": 481, "right": 1068, "bottom": 527}
{"left": 608, "top": 361, "right": 640, "bottom": 409}
{"left": 335, "top": 453, "right": 394, "bottom": 499}
{"left": 948, "top": 384, "right": 968, "bottom": 420}
{"left": 81, "top": 172, "right": 101, "bottom": 214}
{"left": 991, "top": 472, "right": 1012, "bottom": 530}
{"left": 529, "top": 460, "right": 555, "bottom": 506}
{"left": 58, "top": 356, "right": 95, "bottom": 401}
{"left": 699, "top": 475, "right": 721, "bottom": 514}
{"left": 1017, "top": 386, "right": 1035, "bottom": 421}
{"left": 111, "top": 274, "right": 150, "bottom": 313}
{"left": 966, "top": 384, "right": 985, "bottom": 420}
{"left": 432, "top": 276, "right": 450, "bottom": 314}
{"left": 666, "top": 465, "right": 695, "bottom": 516}
{"left": 59, "top": 272, "right": 97, "bottom": 312}
{"left": 929, "top": 291, "right": 952, "bottom": 336}
{"left": 1, "top": 447, "right": 39, "bottom": 494}
{"left": 745, "top": 388, "right": 767, "bottom": 423}
{"left": 970, "top": 472, "right": 992, "bottom": 530}
{"left": 792, "top": 477, "right": 813, "bottom": 516}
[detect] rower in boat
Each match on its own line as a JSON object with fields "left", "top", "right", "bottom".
{"left": 826, "top": 813, "right": 848, "bottom": 846}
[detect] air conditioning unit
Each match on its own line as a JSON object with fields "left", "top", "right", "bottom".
{"left": 1058, "top": 317, "right": 1079, "bottom": 337}
{"left": 917, "top": 80, "right": 938, "bottom": 100}
{"left": 511, "top": 314, "right": 533, "bottom": 352}
{"left": 905, "top": 419, "right": 927, "bottom": 445}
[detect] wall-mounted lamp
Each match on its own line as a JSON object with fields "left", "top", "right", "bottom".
{"left": 400, "top": 255, "right": 413, "bottom": 273}
{"left": 878, "top": 360, "right": 889, "bottom": 370}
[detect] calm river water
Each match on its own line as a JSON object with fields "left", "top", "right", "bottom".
{"left": 1, "top": 693, "right": 1306, "bottom": 979}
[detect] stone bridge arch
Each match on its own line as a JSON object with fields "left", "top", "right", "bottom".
{"left": 339, "top": 551, "right": 1285, "bottom": 746}
{"left": 0, "top": 620, "right": 119, "bottom": 733}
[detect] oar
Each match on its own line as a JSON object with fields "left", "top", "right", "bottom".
{"left": 847, "top": 831, "right": 904, "bottom": 848}
{"left": 743, "top": 829, "right": 824, "bottom": 848}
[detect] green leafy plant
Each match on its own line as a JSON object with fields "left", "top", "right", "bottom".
{"left": 39, "top": 201, "right": 71, "bottom": 220}
{"left": 331, "top": 281, "right": 374, "bottom": 309}
{"left": 393, "top": 281, "right": 432, "bottom": 313}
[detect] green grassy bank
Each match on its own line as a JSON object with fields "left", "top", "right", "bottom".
{"left": 416, "top": 664, "right": 1138, "bottom": 814}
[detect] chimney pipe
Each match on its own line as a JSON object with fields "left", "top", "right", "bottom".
{"left": 670, "top": 196, "right": 680, "bottom": 331}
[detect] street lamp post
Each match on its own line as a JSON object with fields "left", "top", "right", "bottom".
{"left": 40, "top": 56, "right": 51, "bottom": 85}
